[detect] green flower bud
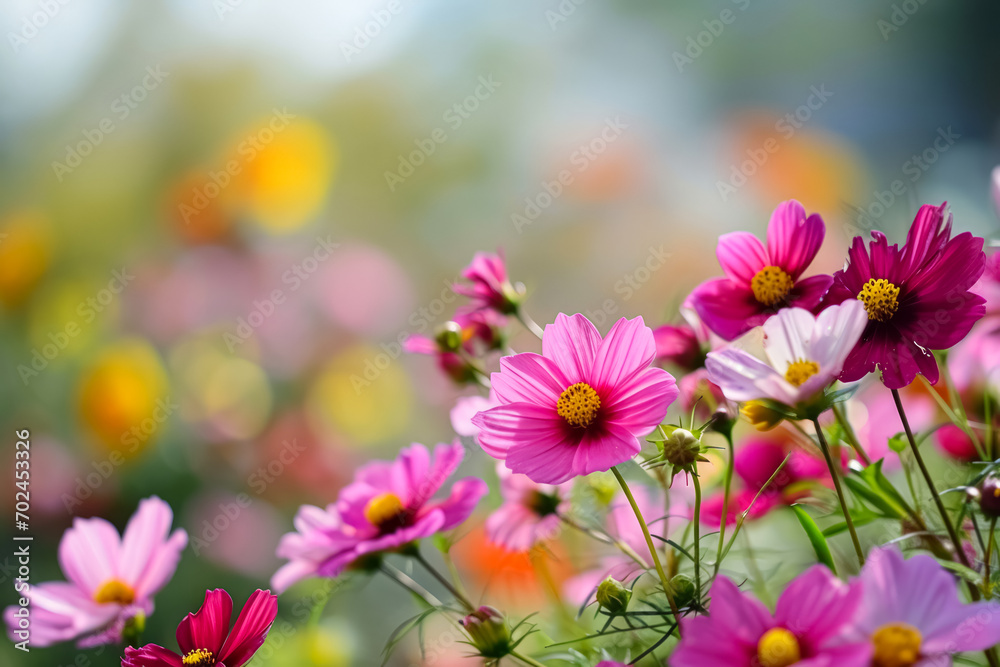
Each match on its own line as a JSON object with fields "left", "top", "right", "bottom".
{"left": 661, "top": 428, "right": 701, "bottom": 467}
{"left": 668, "top": 574, "right": 696, "bottom": 609}
{"left": 122, "top": 610, "right": 146, "bottom": 647}
{"left": 595, "top": 577, "right": 631, "bottom": 614}
{"left": 461, "top": 606, "right": 511, "bottom": 659}
{"left": 435, "top": 321, "right": 464, "bottom": 352}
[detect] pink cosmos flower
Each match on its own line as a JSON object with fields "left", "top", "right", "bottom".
{"left": 485, "top": 464, "right": 570, "bottom": 552}
{"left": 690, "top": 200, "right": 833, "bottom": 341}
{"left": 851, "top": 546, "right": 1000, "bottom": 665}
{"left": 454, "top": 250, "right": 519, "bottom": 315}
{"left": 706, "top": 301, "right": 869, "bottom": 408}
{"left": 672, "top": 565, "right": 870, "bottom": 666}
{"left": 564, "top": 486, "right": 686, "bottom": 606}
{"left": 827, "top": 202, "right": 987, "bottom": 389}
{"left": 933, "top": 423, "right": 981, "bottom": 462}
{"left": 4, "top": 496, "right": 187, "bottom": 648}
{"left": 271, "top": 441, "right": 487, "bottom": 592}
{"left": 122, "top": 588, "right": 277, "bottom": 667}
{"left": 472, "top": 314, "right": 678, "bottom": 484}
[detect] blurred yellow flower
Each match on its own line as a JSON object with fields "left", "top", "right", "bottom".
{"left": 78, "top": 339, "right": 169, "bottom": 455}
{"left": 258, "top": 620, "right": 353, "bottom": 667}
{"left": 229, "top": 116, "right": 336, "bottom": 234}
{"left": 0, "top": 211, "right": 52, "bottom": 308}
{"left": 307, "top": 345, "right": 411, "bottom": 447}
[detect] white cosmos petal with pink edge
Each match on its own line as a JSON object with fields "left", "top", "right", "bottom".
{"left": 473, "top": 313, "right": 677, "bottom": 484}
{"left": 706, "top": 301, "right": 868, "bottom": 407}
{"left": 3, "top": 496, "right": 187, "bottom": 648}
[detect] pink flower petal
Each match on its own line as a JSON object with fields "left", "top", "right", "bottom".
{"left": 690, "top": 277, "right": 767, "bottom": 341}
{"left": 717, "top": 231, "right": 769, "bottom": 285}
{"left": 58, "top": 517, "right": 122, "bottom": 596}
{"left": 123, "top": 644, "right": 184, "bottom": 667}
{"left": 570, "top": 422, "right": 643, "bottom": 477}
{"left": 602, "top": 366, "right": 677, "bottom": 434}
{"left": 774, "top": 564, "right": 861, "bottom": 647}
{"left": 176, "top": 589, "right": 232, "bottom": 657}
{"left": 503, "top": 425, "right": 584, "bottom": 484}
{"left": 590, "top": 317, "right": 657, "bottom": 393}
{"left": 788, "top": 273, "right": 834, "bottom": 311}
{"left": 430, "top": 477, "right": 488, "bottom": 530}
{"left": 491, "top": 353, "right": 568, "bottom": 406}
{"left": 542, "top": 313, "right": 602, "bottom": 383}
{"left": 472, "top": 403, "right": 565, "bottom": 460}
{"left": 218, "top": 590, "right": 278, "bottom": 667}
{"left": 766, "top": 200, "right": 825, "bottom": 278}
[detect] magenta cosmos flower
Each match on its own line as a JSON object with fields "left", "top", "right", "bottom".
{"left": 454, "top": 250, "right": 521, "bottom": 314}
{"left": 706, "top": 301, "right": 868, "bottom": 408}
{"left": 122, "top": 588, "right": 277, "bottom": 667}
{"left": 827, "top": 202, "right": 987, "bottom": 389}
{"left": 4, "top": 496, "right": 186, "bottom": 647}
{"left": 271, "top": 441, "right": 487, "bottom": 592}
{"left": 690, "top": 200, "right": 833, "bottom": 341}
{"left": 486, "top": 463, "right": 570, "bottom": 552}
{"left": 672, "top": 565, "right": 870, "bottom": 667}
{"left": 472, "top": 314, "right": 678, "bottom": 484}
{"left": 852, "top": 546, "right": 1000, "bottom": 666}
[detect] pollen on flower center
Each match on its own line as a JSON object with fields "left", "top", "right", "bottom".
{"left": 757, "top": 627, "right": 801, "bottom": 667}
{"left": 857, "top": 278, "right": 901, "bottom": 322}
{"left": 364, "top": 492, "right": 406, "bottom": 528}
{"left": 93, "top": 578, "right": 135, "bottom": 605}
{"left": 557, "top": 382, "right": 601, "bottom": 428}
{"left": 182, "top": 648, "right": 215, "bottom": 667}
{"left": 750, "top": 266, "right": 794, "bottom": 306}
{"left": 872, "top": 623, "right": 922, "bottom": 667}
{"left": 785, "top": 359, "right": 820, "bottom": 387}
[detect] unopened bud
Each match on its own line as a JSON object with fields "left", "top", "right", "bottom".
{"left": 980, "top": 476, "right": 1000, "bottom": 518}
{"left": 461, "top": 606, "right": 511, "bottom": 659}
{"left": 435, "top": 321, "right": 464, "bottom": 352}
{"left": 668, "top": 574, "right": 696, "bottom": 609}
{"left": 661, "top": 428, "right": 701, "bottom": 467}
{"left": 741, "top": 401, "right": 783, "bottom": 431}
{"left": 595, "top": 577, "right": 631, "bottom": 614}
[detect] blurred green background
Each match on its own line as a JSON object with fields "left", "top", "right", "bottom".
{"left": 1, "top": 1, "right": 999, "bottom": 665}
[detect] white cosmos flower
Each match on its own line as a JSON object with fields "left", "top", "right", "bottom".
{"left": 705, "top": 301, "right": 868, "bottom": 406}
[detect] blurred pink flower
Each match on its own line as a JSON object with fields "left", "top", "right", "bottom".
{"left": 455, "top": 250, "right": 519, "bottom": 315}
{"left": 485, "top": 464, "right": 570, "bottom": 552}
{"left": 700, "top": 438, "right": 832, "bottom": 526}
{"left": 690, "top": 200, "right": 832, "bottom": 341}
{"left": 123, "top": 588, "right": 277, "bottom": 667}
{"left": 271, "top": 441, "right": 487, "bottom": 592}
{"left": 852, "top": 546, "right": 1000, "bottom": 664}
{"left": 934, "top": 423, "right": 981, "bottom": 462}
{"left": 473, "top": 314, "right": 678, "bottom": 484}
{"left": 672, "top": 565, "right": 869, "bottom": 666}
{"left": 706, "top": 301, "right": 868, "bottom": 407}
{"left": 853, "top": 382, "right": 935, "bottom": 469}
{"left": 4, "top": 497, "right": 187, "bottom": 647}
{"left": 450, "top": 391, "right": 499, "bottom": 438}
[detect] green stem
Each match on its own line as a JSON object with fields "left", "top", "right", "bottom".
{"left": 611, "top": 466, "right": 683, "bottom": 631}
{"left": 380, "top": 562, "right": 442, "bottom": 608}
{"left": 813, "top": 419, "right": 865, "bottom": 566}
{"left": 414, "top": 552, "right": 475, "bottom": 612}
{"left": 511, "top": 650, "right": 549, "bottom": 667}
{"left": 832, "top": 402, "right": 871, "bottom": 466}
{"left": 515, "top": 308, "right": 545, "bottom": 340}
{"left": 713, "top": 432, "right": 735, "bottom": 579}
{"left": 891, "top": 388, "right": 973, "bottom": 570}
{"left": 691, "top": 471, "right": 703, "bottom": 601}
{"left": 985, "top": 518, "right": 997, "bottom": 596}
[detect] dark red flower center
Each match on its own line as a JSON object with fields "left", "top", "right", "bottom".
{"left": 557, "top": 382, "right": 601, "bottom": 428}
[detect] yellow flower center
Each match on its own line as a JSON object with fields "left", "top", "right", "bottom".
{"left": 93, "top": 579, "right": 135, "bottom": 605}
{"left": 784, "top": 359, "right": 820, "bottom": 387}
{"left": 557, "top": 382, "right": 601, "bottom": 428}
{"left": 182, "top": 648, "right": 215, "bottom": 666}
{"left": 757, "top": 627, "right": 801, "bottom": 667}
{"left": 872, "top": 623, "right": 922, "bottom": 667}
{"left": 364, "top": 492, "right": 406, "bottom": 528}
{"left": 857, "top": 278, "right": 901, "bottom": 322}
{"left": 750, "top": 266, "right": 794, "bottom": 306}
